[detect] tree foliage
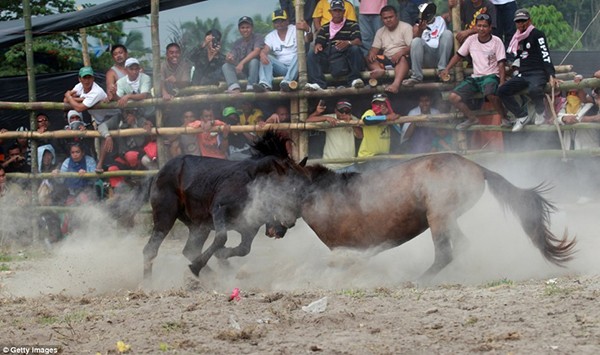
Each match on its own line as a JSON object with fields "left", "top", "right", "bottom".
{"left": 528, "top": 5, "right": 583, "bottom": 50}
{"left": 0, "top": 0, "right": 148, "bottom": 77}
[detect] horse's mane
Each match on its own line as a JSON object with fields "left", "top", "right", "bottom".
{"left": 306, "top": 164, "right": 358, "bottom": 188}
{"left": 251, "top": 130, "right": 291, "bottom": 160}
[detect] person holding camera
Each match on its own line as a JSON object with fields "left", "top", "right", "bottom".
{"left": 402, "top": 2, "right": 453, "bottom": 87}
{"left": 190, "top": 29, "right": 226, "bottom": 87}
{"left": 2, "top": 142, "right": 30, "bottom": 173}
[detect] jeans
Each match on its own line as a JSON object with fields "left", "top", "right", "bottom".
{"left": 258, "top": 55, "right": 298, "bottom": 89}
{"left": 307, "top": 45, "right": 365, "bottom": 88}
{"left": 493, "top": 1, "right": 518, "bottom": 46}
{"left": 358, "top": 13, "right": 383, "bottom": 57}
{"left": 408, "top": 30, "right": 454, "bottom": 81}
{"left": 222, "top": 58, "right": 259, "bottom": 91}
{"left": 498, "top": 71, "right": 548, "bottom": 117}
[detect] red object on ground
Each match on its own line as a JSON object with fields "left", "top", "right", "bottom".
{"left": 229, "top": 288, "right": 240, "bottom": 302}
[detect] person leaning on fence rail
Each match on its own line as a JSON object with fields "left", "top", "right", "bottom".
{"left": 497, "top": 8, "right": 560, "bottom": 132}
{"left": 306, "top": 98, "right": 363, "bottom": 173}
{"left": 64, "top": 66, "right": 121, "bottom": 174}
{"left": 116, "top": 58, "right": 153, "bottom": 111}
{"left": 439, "top": 13, "right": 506, "bottom": 130}
{"left": 366, "top": 4, "right": 413, "bottom": 94}
{"left": 397, "top": 93, "right": 440, "bottom": 154}
{"left": 557, "top": 87, "right": 600, "bottom": 150}
{"left": 52, "top": 142, "right": 97, "bottom": 205}
{"left": 255, "top": 10, "right": 308, "bottom": 93}
{"left": 402, "top": 2, "right": 454, "bottom": 87}
{"left": 160, "top": 42, "right": 192, "bottom": 101}
{"left": 221, "top": 106, "right": 254, "bottom": 161}
{"left": 306, "top": 0, "right": 366, "bottom": 91}
{"left": 187, "top": 106, "right": 231, "bottom": 159}
{"left": 105, "top": 44, "right": 128, "bottom": 102}
{"left": 358, "top": 93, "right": 400, "bottom": 159}
{"left": 2, "top": 142, "right": 30, "bottom": 175}
{"left": 222, "top": 16, "right": 264, "bottom": 93}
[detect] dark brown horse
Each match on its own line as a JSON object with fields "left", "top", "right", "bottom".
{"left": 142, "top": 131, "right": 304, "bottom": 280}
{"left": 295, "top": 153, "right": 576, "bottom": 283}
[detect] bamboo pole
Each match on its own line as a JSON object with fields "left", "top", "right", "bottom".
{"left": 294, "top": 0, "right": 308, "bottom": 159}
{"left": 150, "top": 0, "right": 168, "bottom": 168}
{"left": 77, "top": 6, "right": 91, "bottom": 67}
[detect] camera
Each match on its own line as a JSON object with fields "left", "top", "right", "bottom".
{"left": 212, "top": 37, "right": 220, "bottom": 48}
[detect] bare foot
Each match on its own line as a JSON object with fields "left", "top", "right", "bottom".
{"left": 369, "top": 69, "right": 385, "bottom": 79}
{"left": 385, "top": 83, "right": 400, "bottom": 94}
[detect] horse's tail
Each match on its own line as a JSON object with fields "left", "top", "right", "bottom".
{"left": 482, "top": 167, "right": 576, "bottom": 266}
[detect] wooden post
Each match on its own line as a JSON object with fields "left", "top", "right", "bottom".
{"left": 294, "top": 0, "right": 308, "bottom": 160}
{"left": 22, "top": 0, "right": 40, "bottom": 240}
{"left": 150, "top": 0, "right": 167, "bottom": 167}
{"left": 450, "top": 1, "right": 467, "bottom": 152}
{"left": 78, "top": 6, "right": 91, "bottom": 67}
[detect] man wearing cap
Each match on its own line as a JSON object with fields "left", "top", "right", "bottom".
{"left": 64, "top": 66, "right": 121, "bottom": 172}
{"left": 358, "top": 93, "right": 400, "bottom": 159}
{"left": 161, "top": 43, "right": 192, "bottom": 100}
{"left": 307, "top": 98, "right": 363, "bottom": 172}
{"left": 497, "top": 8, "right": 559, "bottom": 132}
{"left": 306, "top": 0, "right": 365, "bottom": 91}
{"left": 256, "top": 10, "right": 310, "bottom": 93}
{"left": 222, "top": 16, "right": 264, "bottom": 93}
{"left": 366, "top": 5, "right": 413, "bottom": 94}
{"left": 402, "top": 3, "right": 453, "bottom": 87}
{"left": 221, "top": 107, "right": 254, "bottom": 161}
{"left": 312, "top": 0, "right": 357, "bottom": 32}
{"left": 116, "top": 58, "right": 152, "bottom": 108}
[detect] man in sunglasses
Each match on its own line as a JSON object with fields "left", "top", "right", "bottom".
{"left": 448, "top": 0, "right": 497, "bottom": 44}
{"left": 307, "top": 98, "right": 363, "bottom": 172}
{"left": 439, "top": 12, "right": 506, "bottom": 130}
{"left": 497, "top": 8, "right": 559, "bottom": 132}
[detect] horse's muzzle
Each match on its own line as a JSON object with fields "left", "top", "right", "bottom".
{"left": 265, "top": 222, "right": 294, "bottom": 239}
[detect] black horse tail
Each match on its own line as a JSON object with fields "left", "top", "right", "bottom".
{"left": 482, "top": 167, "right": 576, "bottom": 266}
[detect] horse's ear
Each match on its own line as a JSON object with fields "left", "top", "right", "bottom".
{"left": 299, "top": 157, "right": 308, "bottom": 167}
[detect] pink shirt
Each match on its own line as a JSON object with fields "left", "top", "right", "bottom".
{"left": 359, "top": 0, "right": 387, "bottom": 14}
{"left": 458, "top": 34, "right": 506, "bottom": 77}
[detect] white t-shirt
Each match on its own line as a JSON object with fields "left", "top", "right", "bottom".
{"left": 264, "top": 24, "right": 298, "bottom": 66}
{"left": 458, "top": 34, "right": 506, "bottom": 77}
{"left": 71, "top": 82, "right": 119, "bottom": 124}
{"left": 421, "top": 16, "right": 447, "bottom": 49}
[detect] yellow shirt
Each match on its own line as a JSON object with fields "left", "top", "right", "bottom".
{"left": 312, "top": 0, "right": 358, "bottom": 25}
{"left": 240, "top": 108, "right": 264, "bottom": 125}
{"left": 358, "top": 109, "right": 390, "bottom": 158}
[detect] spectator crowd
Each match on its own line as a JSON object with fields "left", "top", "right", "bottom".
{"left": 2, "top": 0, "right": 600, "bottom": 235}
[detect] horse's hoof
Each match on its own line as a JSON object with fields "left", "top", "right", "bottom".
{"left": 188, "top": 264, "right": 201, "bottom": 277}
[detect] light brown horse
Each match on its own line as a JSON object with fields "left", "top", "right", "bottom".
{"left": 296, "top": 153, "right": 576, "bottom": 283}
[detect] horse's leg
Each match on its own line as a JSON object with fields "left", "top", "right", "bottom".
{"left": 183, "top": 224, "right": 212, "bottom": 276}
{"left": 418, "top": 216, "right": 455, "bottom": 284}
{"left": 142, "top": 208, "right": 178, "bottom": 280}
{"left": 189, "top": 206, "right": 229, "bottom": 276}
{"left": 214, "top": 226, "right": 259, "bottom": 259}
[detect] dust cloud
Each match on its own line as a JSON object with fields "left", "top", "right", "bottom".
{"left": 3, "top": 188, "right": 598, "bottom": 298}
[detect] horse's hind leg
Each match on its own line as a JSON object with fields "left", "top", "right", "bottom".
{"left": 419, "top": 216, "right": 460, "bottom": 284}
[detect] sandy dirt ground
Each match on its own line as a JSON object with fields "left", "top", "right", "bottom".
{"left": 1, "top": 191, "right": 599, "bottom": 354}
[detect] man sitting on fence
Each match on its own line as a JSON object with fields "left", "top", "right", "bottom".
{"left": 305, "top": 0, "right": 365, "bottom": 91}
{"left": 438, "top": 13, "right": 506, "bottom": 130}
{"left": 64, "top": 67, "right": 121, "bottom": 173}
{"left": 366, "top": 5, "right": 413, "bottom": 94}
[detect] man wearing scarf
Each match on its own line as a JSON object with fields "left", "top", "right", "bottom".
{"left": 497, "top": 8, "right": 559, "bottom": 132}
{"left": 305, "top": 0, "right": 365, "bottom": 91}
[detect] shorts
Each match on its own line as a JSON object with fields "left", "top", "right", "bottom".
{"left": 453, "top": 74, "right": 500, "bottom": 101}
